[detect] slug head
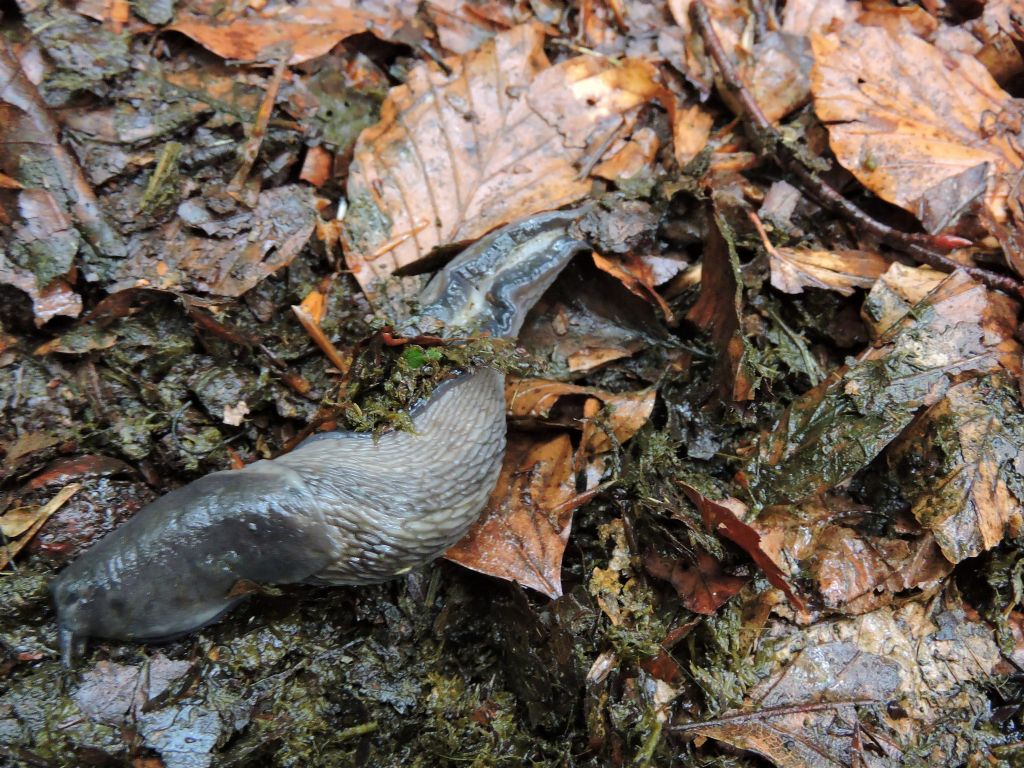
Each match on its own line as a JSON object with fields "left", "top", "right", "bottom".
{"left": 50, "top": 469, "right": 336, "bottom": 665}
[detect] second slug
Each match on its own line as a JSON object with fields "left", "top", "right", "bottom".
{"left": 50, "top": 209, "right": 590, "bottom": 663}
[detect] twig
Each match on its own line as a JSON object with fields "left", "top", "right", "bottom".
{"left": 0, "top": 39, "right": 126, "bottom": 259}
{"left": 690, "top": 0, "right": 1024, "bottom": 300}
{"left": 671, "top": 698, "right": 883, "bottom": 733}
{"left": 229, "top": 55, "right": 289, "bottom": 201}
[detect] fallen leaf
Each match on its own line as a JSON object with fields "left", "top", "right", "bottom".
{"left": 673, "top": 102, "right": 714, "bottom": 167}
{"left": 506, "top": 377, "right": 656, "bottom": 454}
{"left": 687, "top": 209, "right": 757, "bottom": 401}
{"left": 746, "top": 271, "right": 1020, "bottom": 507}
{"left": 811, "top": 24, "right": 1024, "bottom": 229}
{"left": 592, "top": 126, "right": 660, "bottom": 182}
{"left": 299, "top": 146, "right": 333, "bottom": 187}
{"left": 767, "top": 246, "right": 890, "bottom": 296}
{"left": 681, "top": 603, "right": 1003, "bottom": 765}
{"left": 170, "top": 0, "right": 416, "bottom": 64}
{"left": 753, "top": 495, "right": 952, "bottom": 615}
{"left": 860, "top": 262, "right": 946, "bottom": 337}
{"left": 110, "top": 185, "right": 316, "bottom": 297}
{"left": 342, "top": 23, "right": 664, "bottom": 303}
{"left": 644, "top": 551, "right": 748, "bottom": 615}
{"left": 592, "top": 251, "right": 674, "bottom": 320}
{"left": 426, "top": 0, "right": 522, "bottom": 56}
{"left": 781, "top": 0, "right": 857, "bottom": 37}
{"left": 0, "top": 483, "right": 80, "bottom": 570}
{"left": 889, "top": 374, "right": 1024, "bottom": 563}
{"left": 445, "top": 433, "right": 576, "bottom": 598}
{"left": 679, "top": 484, "right": 805, "bottom": 612}
{"left": 222, "top": 400, "right": 250, "bottom": 426}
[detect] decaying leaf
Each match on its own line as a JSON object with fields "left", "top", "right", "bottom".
{"left": 762, "top": 240, "right": 891, "bottom": 297}
{"left": 680, "top": 484, "right": 805, "bottom": 611}
{"left": 592, "top": 251, "right": 674, "bottom": 320}
{"left": 860, "top": 262, "right": 946, "bottom": 337}
{"left": 644, "top": 550, "right": 748, "bottom": 615}
{"left": 445, "top": 433, "right": 576, "bottom": 598}
{"left": 889, "top": 374, "right": 1024, "bottom": 563}
{"left": 687, "top": 210, "right": 757, "bottom": 401}
{"left": 170, "top": 0, "right": 416, "bottom": 64}
{"left": 110, "top": 185, "right": 316, "bottom": 296}
{"left": 754, "top": 495, "right": 951, "bottom": 615}
{"left": 682, "top": 603, "right": 1004, "bottom": 765}
{"left": 673, "top": 102, "right": 714, "bottom": 167}
{"left": 0, "top": 483, "right": 80, "bottom": 570}
{"left": 746, "top": 271, "right": 1020, "bottom": 507}
{"left": 811, "top": 24, "right": 1024, "bottom": 230}
{"left": 342, "top": 23, "right": 664, "bottom": 304}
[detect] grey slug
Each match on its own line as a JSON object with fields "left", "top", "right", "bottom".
{"left": 50, "top": 209, "right": 590, "bottom": 663}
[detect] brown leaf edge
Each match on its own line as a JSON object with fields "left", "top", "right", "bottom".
{"left": 680, "top": 483, "right": 806, "bottom": 612}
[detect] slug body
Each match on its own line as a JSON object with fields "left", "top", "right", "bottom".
{"left": 51, "top": 209, "right": 589, "bottom": 661}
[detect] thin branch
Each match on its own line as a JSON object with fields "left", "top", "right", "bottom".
{"left": 690, "top": 0, "right": 1024, "bottom": 300}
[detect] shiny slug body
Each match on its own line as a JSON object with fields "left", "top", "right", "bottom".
{"left": 50, "top": 209, "right": 589, "bottom": 662}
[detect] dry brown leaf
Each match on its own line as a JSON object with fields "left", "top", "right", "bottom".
{"left": 811, "top": 24, "right": 1024, "bottom": 230}
{"left": 781, "top": 0, "right": 856, "bottom": 37}
{"left": 445, "top": 433, "right": 576, "bottom": 598}
{"left": 170, "top": 1, "right": 416, "bottom": 64}
{"left": 299, "top": 146, "right": 333, "bottom": 187}
{"left": 592, "top": 126, "right": 660, "bottom": 182}
{"left": 426, "top": 0, "right": 526, "bottom": 56}
{"left": 579, "top": 388, "right": 657, "bottom": 456}
{"left": 673, "top": 102, "right": 714, "bottom": 167}
{"left": 767, "top": 247, "right": 890, "bottom": 296}
{"left": 342, "top": 23, "right": 664, "bottom": 302}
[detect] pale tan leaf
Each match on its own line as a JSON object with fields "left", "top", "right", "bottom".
{"left": 342, "top": 23, "right": 665, "bottom": 302}
{"left": 768, "top": 247, "right": 890, "bottom": 296}
{"left": 811, "top": 25, "right": 1023, "bottom": 228}
{"left": 0, "top": 483, "right": 80, "bottom": 570}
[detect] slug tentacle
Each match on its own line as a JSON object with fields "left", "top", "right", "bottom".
{"left": 50, "top": 208, "right": 589, "bottom": 659}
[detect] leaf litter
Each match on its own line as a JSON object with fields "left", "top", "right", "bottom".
{"left": 2, "top": 0, "right": 1024, "bottom": 766}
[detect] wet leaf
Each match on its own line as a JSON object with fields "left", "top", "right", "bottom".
{"left": 111, "top": 185, "right": 316, "bottom": 296}
{"left": 746, "top": 271, "right": 1020, "bottom": 507}
{"left": 170, "top": 0, "right": 416, "bottom": 64}
{"left": 686, "top": 210, "right": 757, "bottom": 401}
{"left": 445, "top": 433, "right": 576, "bottom": 599}
{"left": 890, "top": 374, "right": 1024, "bottom": 563}
{"left": 811, "top": 24, "right": 1024, "bottom": 230}
{"left": 767, "top": 246, "right": 890, "bottom": 296}
{"left": 679, "top": 484, "right": 805, "bottom": 611}
{"left": 644, "top": 551, "right": 748, "bottom": 615}
{"left": 342, "top": 23, "right": 664, "bottom": 303}
{"left": 682, "top": 603, "right": 1004, "bottom": 765}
